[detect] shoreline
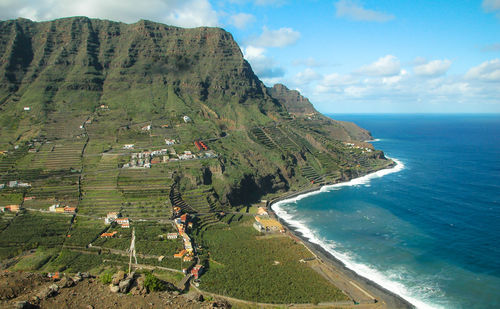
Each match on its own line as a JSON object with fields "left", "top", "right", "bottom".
{"left": 269, "top": 159, "right": 415, "bottom": 309}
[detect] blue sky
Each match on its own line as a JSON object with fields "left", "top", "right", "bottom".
{"left": 1, "top": 0, "right": 499, "bottom": 113}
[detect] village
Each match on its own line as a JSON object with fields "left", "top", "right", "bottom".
{"left": 121, "top": 143, "right": 217, "bottom": 169}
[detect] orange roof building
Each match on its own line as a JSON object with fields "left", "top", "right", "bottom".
{"left": 100, "top": 231, "right": 117, "bottom": 238}
{"left": 174, "top": 249, "right": 187, "bottom": 258}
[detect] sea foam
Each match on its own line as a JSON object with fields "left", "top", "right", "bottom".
{"left": 272, "top": 158, "right": 442, "bottom": 309}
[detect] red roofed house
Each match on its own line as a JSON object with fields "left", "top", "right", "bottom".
{"left": 191, "top": 264, "right": 204, "bottom": 279}
{"left": 180, "top": 213, "right": 187, "bottom": 223}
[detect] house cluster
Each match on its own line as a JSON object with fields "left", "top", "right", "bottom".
{"left": 253, "top": 207, "right": 285, "bottom": 233}
{"left": 0, "top": 205, "right": 21, "bottom": 213}
{"left": 48, "top": 204, "right": 77, "bottom": 214}
{"left": 122, "top": 149, "right": 169, "bottom": 168}
{"left": 165, "top": 139, "right": 176, "bottom": 145}
{"left": 4, "top": 181, "right": 31, "bottom": 188}
{"left": 173, "top": 213, "right": 195, "bottom": 262}
{"left": 105, "top": 212, "right": 130, "bottom": 228}
{"left": 343, "top": 142, "right": 373, "bottom": 153}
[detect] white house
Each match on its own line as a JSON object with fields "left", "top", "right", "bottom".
{"left": 183, "top": 115, "right": 191, "bottom": 123}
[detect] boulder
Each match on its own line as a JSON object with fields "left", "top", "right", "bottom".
{"left": 112, "top": 271, "right": 125, "bottom": 285}
{"left": 109, "top": 285, "right": 120, "bottom": 293}
{"left": 57, "top": 277, "right": 74, "bottom": 288}
{"left": 36, "top": 284, "right": 59, "bottom": 300}
{"left": 119, "top": 279, "right": 132, "bottom": 293}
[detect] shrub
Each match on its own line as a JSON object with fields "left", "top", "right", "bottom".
{"left": 100, "top": 271, "right": 113, "bottom": 285}
{"left": 144, "top": 272, "right": 166, "bottom": 292}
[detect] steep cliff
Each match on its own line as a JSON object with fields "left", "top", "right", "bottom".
{"left": 0, "top": 17, "right": 391, "bottom": 207}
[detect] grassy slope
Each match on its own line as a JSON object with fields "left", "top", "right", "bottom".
{"left": 0, "top": 17, "right": 394, "bottom": 304}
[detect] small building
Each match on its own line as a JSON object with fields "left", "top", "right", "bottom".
{"left": 24, "top": 196, "right": 36, "bottom": 201}
{"left": 101, "top": 231, "right": 117, "bottom": 238}
{"left": 123, "top": 144, "right": 134, "bottom": 150}
{"left": 254, "top": 216, "right": 285, "bottom": 233}
{"left": 174, "top": 249, "right": 187, "bottom": 258}
{"left": 105, "top": 212, "right": 121, "bottom": 224}
{"left": 183, "top": 115, "right": 191, "bottom": 123}
{"left": 141, "top": 124, "right": 151, "bottom": 131}
{"left": 191, "top": 264, "right": 204, "bottom": 279}
{"left": 49, "top": 204, "right": 60, "bottom": 212}
{"left": 55, "top": 207, "right": 65, "bottom": 213}
{"left": 64, "top": 206, "right": 76, "bottom": 214}
{"left": 0, "top": 184, "right": 4, "bottom": 190}
{"left": 257, "top": 207, "right": 268, "bottom": 216}
{"left": 180, "top": 213, "right": 188, "bottom": 223}
{"left": 4, "top": 205, "right": 20, "bottom": 213}
{"left": 23, "top": 107, "right": 30, "bottom": 111}
{"left": 167, "top": 233, "right": 178, "bottom": 240}
{"left": 115, "top": 218, "right": 130, "bottom": 228}
{"left": 165, "top": 139, "right": 175, "bottom": 145}
{"left": 183, "top": 255, "right": 193, "bottom": 262}
{"left": 8, "top": 181, "right": 18, "bottom": 188}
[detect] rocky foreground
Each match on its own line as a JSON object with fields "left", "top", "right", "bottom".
{"left": 0, "top": 271, "right": 230, "bottom": 309}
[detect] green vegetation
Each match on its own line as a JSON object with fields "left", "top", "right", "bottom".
{"left": 144, "top": 272, "right": 167, "bottom": 292}
{"left": 0, "top": 17, "right": 394, "bottom": 305}
{"left": 198, "top": 219, "right": 348, "bottom": 304}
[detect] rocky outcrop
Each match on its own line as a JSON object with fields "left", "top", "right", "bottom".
{"left": 267, "top": 84, "right": 316, "bottom": 116}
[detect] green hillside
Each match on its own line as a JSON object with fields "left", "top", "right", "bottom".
{"left": 0, "top": 17, "right": 393, "bottom": 304}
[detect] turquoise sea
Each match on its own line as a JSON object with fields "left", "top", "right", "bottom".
{"left": 272, "top": 114, "right": 500, "bottom": 308}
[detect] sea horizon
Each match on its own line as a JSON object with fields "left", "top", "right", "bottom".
{"left": 272, "top": 114, "right": 500, "bottom": 309}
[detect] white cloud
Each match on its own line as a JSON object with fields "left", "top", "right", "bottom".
{"left": 294, "top": 68, "right": 322, "bottom": 84}
{"left": 466, "top": 59, "right": 500, "bottom": 82}
{"left": 335, "top": 0, "right": 394, "bottom": 22}
{"left": 243, "top": 46, "right": 285, "bottom": 79}
{"left": 0, "top": 0, "right": 219, "bottom": 28}
{"left": 228, "top": 13, "right": 255, "bottom": 29}
{"left": 251, "top": 27, "right": 300, "bottom": 48}
{"left": 483, "top": 0, "right": 500, "bottom": 18}
{"left": 483, "top": 0, "right": 500, "bottom": 11}
{"left": 357, "top": 55, "right": 401, "bottom": 76}
{"left": 414, "top": 59, "right": 451, "bottom": 77}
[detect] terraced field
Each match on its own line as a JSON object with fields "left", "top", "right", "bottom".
{"left": 79, "top": 154, "right": 122, "bottom": 216}
{"left": 28, "top": 140, "right": 86, "bottom": 171}
{"left": 263, "top": 126, "right": 299, "bottom": 152}
{"left": 250, "top": 127, "right": 276, "bottom": 148}
{"left": 118, "top": 167, "right": 172, "bottom": 219}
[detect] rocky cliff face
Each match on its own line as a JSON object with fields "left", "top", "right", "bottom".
{"left": 0, "top": 17, "right": 391, "bottom": 207}
{"left": 267, "top": 83, "right": 316, "bottom": 116}
{"left": 0, "top": 17, "right": 282, "bottom": 140}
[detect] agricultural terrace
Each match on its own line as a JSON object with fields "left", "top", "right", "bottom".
{"left": 197, "top": 216, "right": 349, "bottom": 304}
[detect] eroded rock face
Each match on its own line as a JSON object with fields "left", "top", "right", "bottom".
{"left": 267, "top": 84, "right": 316, "bottom": 116}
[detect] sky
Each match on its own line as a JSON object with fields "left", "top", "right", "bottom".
{"left": 1, "top": 0, "right": 499, "bottom": 113}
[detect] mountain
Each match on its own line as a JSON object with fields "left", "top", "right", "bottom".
{"left": 0, "top": 16, "right": 392, "bottom": 206}
{"left": 267, "top": 84, "right": 316, "bottom": 116}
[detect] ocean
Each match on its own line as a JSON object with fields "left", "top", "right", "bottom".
{"left": 272, "top": 114, "right": 500, "bottom": 309}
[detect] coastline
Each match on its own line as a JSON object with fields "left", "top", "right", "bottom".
{"left": 269, "top": 159, "right": 416, "bottom": 309}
